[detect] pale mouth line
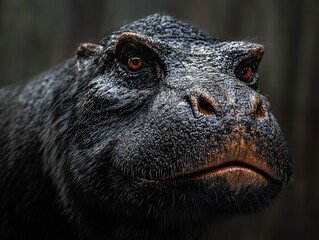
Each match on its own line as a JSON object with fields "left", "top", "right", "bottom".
{"left": 162, "top": 161, "right": 282, "bottom": 185}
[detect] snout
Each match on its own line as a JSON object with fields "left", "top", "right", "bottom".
{"left": 188, "top": 89, "right": 269, "bottom": 122}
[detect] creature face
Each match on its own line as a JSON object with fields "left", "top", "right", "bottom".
{"left": 45, "top": 14, "right": 291, "bottom": 225}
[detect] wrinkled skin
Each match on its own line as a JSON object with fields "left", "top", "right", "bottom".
{"left": 0, "top": 14, "right": 291, "bottom": 240}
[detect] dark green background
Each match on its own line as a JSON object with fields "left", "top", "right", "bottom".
{"left": 0, "top": 0, "right": 318, "bottom": 239}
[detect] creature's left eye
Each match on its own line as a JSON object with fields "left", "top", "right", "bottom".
{"left": 239, "top": 67, "right": 253, "bottom": 81}
{"left": 127, "top": 57, "right": 144, "bottom": 71}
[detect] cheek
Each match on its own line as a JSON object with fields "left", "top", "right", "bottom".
{"left": 85, "top": 77, "right": 153, "bottom": 114}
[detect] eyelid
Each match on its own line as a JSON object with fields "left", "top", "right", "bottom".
{"left": 122, "top": 50, "right": 142, "bottom": 62}
{"left": 115, "top": 33, "right": 153, "bottom": 58}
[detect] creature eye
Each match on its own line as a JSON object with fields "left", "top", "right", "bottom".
{"left": 127, "top": 57, "right": 144, "bottom": 71}
{"left": 239, "top": 67, "right": 253, "bottom": 81}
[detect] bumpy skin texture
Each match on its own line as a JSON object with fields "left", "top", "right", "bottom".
{"left": 0, "top": 14, "right": 291, "bottom": 240}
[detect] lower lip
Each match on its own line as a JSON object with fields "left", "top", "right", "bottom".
{"left": 191, "top": 165, "right": 280, "bottom": 186}
{"left": 193, "top": 166, "right": 260, "bottom": 178}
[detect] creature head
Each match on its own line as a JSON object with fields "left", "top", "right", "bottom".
{"left": 43, "top": 14, "right": 291, "bottom": 228}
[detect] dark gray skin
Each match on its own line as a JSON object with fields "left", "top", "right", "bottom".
{"left": 0, "top": 14, "right": 291, "bottom": 240}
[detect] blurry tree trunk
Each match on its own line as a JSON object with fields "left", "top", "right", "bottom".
{"left": 296, "top": 0, "right": 319, "bottom": 234}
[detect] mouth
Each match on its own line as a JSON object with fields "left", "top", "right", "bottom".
{"left": 169, "top": 161, "right": 282, "bottom": 185}
{"left": 159, "top": 149, "right": 283, "bottom": 189}
{"left": 135, "top": 139, "right": 286, "bottom": 190}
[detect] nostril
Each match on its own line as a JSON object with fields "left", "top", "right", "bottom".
{"left": 189, "top": 94, "right": 218, "bottom": 117}
{"left": 197, "top": 96, "right": 216, "bottom": 116}
{"left": 252, "top": 98, "right": 266, "bottom": 120}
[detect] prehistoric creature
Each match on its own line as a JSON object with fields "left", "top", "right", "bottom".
{"left": 0, "top": 14, "right": 291, "bottom": 240}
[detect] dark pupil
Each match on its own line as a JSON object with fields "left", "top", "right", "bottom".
{"left": 131, "top": 58, "right": 140, "bottom": 66}
{"left": 242, "top": 68, "right": 248, "bottom": 75}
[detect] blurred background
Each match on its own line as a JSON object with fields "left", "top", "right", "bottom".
{"left": 0, "top": 0, "right": 318, "bottom": 239}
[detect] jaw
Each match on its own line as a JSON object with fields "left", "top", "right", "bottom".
{"left": 119, "top": 174, "right": 280, "bottom": 240}
{"left": 133, "top": 140, "right": 284, "bottom": 206}
{"left": 132, "top": 165, "right": 282, "bottom": 219}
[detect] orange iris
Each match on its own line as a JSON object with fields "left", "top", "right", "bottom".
{"left": 127, "top": 57, "right": 143, "bottom": 71}
{"left": 240, "top": 67, "right": 253, "bottom": 81}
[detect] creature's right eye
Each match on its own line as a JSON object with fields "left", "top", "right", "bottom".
{"left": 235, "top": 60, "right": 259, "bottom": 88}
{"left": 239, "top": 67, "right": 253, "bottom": 82}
